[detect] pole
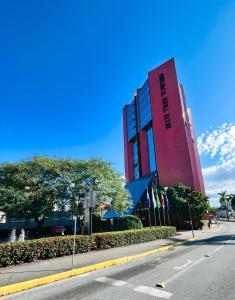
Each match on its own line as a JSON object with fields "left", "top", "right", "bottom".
{"left": 225, "top": 201, "right": 230, "bottom": 222}
{"left": 187, "top": 201, "right": 194, "bottom": 238}
{"left": 163, "top": 208, "right": 166, "bottom": 226}
{"left": 153, "top": 207, "right": 157, "bottom": 226}
{"left": 89, "top": 207, "right": 92, "bottom": 235}
{"left": 148, "top": 208, "right": 151, "bottom": 227}
{"left": 157, "top": 206, "right": 161, "bottom": 227}
{"left": 167, "top": 208, "right": 170, "bottom": 226}
{"left": 72, "top": 214, "right": 77, "bottom": 268}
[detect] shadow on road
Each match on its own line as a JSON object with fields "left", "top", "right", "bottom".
{"left": 177, "top": 234, "right": 235, "bottom": 247}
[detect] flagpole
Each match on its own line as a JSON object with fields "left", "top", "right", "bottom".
{"left": 163, "top": 208, "right": 166, "bottom": 226}
{"left": 153, "top": 207, "right": 157, "bottom": 226}
{"left": 146, "top": 187, "right": 151, "bottom": 227}
{"left": 151, "top": 186, "right": 157, "bottom": 226}
{"left": 157, "top": 206, "right": 161, "bottom": 227}
{"left": 148, "top": 208, "right": 151, "bottom": 227}
{"left": 164, "top": 188, "right": 170, "bottom": 226}
{"left": 167, "top": 208, "right": 170, "bottom": 226}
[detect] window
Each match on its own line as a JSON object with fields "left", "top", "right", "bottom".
{"left": 126, "top": 101, "right": 137, "bottom": 141}
{"left": 133, "top": 140, "right": 139, "bottom": 179}
{"left": 138, "top": 80, "right": 152, "bottom": 129}
{"left": 147, "top": 127, "right": 157, "bottom": 172}
{"left": 134, "top": 165, "right": 140, "bottom": 180}
{"left": 133, "top": 140, "right": 138, "bottom": 165}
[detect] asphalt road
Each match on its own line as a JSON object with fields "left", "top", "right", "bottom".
{"left": 3, "top": 222, "right": 235, "bottom": 300}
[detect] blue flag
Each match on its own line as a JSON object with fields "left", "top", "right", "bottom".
{"left": 145, "top": 188, "right": 150, "bottom": 208}
{"left": 164, "top": 192, "right": 169, "bottom": 209}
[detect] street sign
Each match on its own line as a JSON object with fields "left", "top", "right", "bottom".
{"left": 83, "top": 191, "right": 97, "bottom": 208}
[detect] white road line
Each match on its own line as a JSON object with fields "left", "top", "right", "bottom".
{"left": 95, "top": 277, "right": 127, "bottom": 286}
{"left": 163, "top": 236, "right": 233, "bottom": 286}
{"left": 78, "top": 273, "right": 90, "bottom": 278}
{"left": 134, "top": 285, "right": 172, "bottom": 299}
{"left": 173, "top": 260, "right": 192, "bottom": 270}
{"left": 164, "top": 256, "right": 206, "bottom": 285}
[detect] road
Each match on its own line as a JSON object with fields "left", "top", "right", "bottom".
{"left": 3, "top": 222, "right": 235, "bottom": 300}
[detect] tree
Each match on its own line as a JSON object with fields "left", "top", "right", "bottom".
{"left": 228, "top": 194, "right": 235, "bottom": 210}
{"left": 0, "top": 157, "right": 60, "bottom": 230}
{"left": 166, "top": 183, "right": 209, "bottom": 228}
{"left": 218, "top": 191, "right": 230, "bottom": 221}
{"left": 218, "top": 191, "right": 228, "bottom": 204}
{"left": 0, "top": 157, "right": 131, "bottom": 230}
{"left": 52, "top": 158, "right": 131, "bottom": 216}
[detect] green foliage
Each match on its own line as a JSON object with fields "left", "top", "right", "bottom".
{"left": 0, "top": 226, "right": 176, "bottom": 267}
{"left": 0, "top": 157, "right": 131, "bottom": 227}
{"left": 208, "top": 207, "right": 218, "bottom": 214}
{"left": 218, "top": 191, "right": 228, "bottom": 204}
{"left": 114, "top": 215, "right": 143, "bottom": 230}
{"left": 166, "top": 183, "right": 209, "bottom": 222}
{"left": 229, "top": 194, "right": 235, "bottom": 210}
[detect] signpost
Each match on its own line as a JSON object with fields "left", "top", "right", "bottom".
{"left": 72, "top": 190, "right": 97, "bottom": 268}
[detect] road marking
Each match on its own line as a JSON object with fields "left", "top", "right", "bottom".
{"left": 95, "top": 277, "right": 127, "bottom": 286}
{"left": 163, "top": 256, "right": 206, "bottom": 286}
{"left": 160, "top": 235, "right": 234, "bottom": 288}
{"left": 211, "top": 244, "right": 224, "bottom": 254}
{"left": 173, "top": 260, "right": 192, "bottom": 270}
{"left": 134, "top": 285, "right": 172, "bottom": 299}
{"left": 78, "top": 273, "right": 90, "bottom": 278}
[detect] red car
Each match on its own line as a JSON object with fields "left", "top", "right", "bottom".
{"left": 51, "top": 226, "right": 66, "bottom": 236}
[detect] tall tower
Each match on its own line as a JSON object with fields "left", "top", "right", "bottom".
{"left": 123, "top": 58, "right": 205, "bottom": 193}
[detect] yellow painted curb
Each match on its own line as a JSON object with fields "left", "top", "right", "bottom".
{"left": 0, "top": 236, "right": 197, "bottom": 297}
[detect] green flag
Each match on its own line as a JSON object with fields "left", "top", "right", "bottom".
{"left": 155, "top": 190, "right": 161, "bottom": 208}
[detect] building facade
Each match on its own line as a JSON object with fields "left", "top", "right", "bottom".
{"left": 123, "top": 58, "right": 205, "bottom": 193}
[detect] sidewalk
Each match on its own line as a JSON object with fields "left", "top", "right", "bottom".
{"left": 0, "top": 226, "right": 222, "bottom": 288}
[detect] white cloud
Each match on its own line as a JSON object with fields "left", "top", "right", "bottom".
{"left": 197, "top": 123, "right": 235, "bottom": 206}
{"left": 198, "top": 123, "right": 235, "bottom": 162}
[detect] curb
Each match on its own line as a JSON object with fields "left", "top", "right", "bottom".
{"left": 0, "top": 236, "right": 196, "bottom": 297}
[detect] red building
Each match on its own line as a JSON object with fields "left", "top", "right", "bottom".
{"left": 123, "top": 58, "right": 205, "bottom": 193}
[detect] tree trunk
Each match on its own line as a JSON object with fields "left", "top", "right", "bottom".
{"left": 35, "top": 217, "right": 46, "bottom": 237}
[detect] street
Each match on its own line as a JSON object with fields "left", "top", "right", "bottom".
{"left": 2, "top": 222, "right": 235, "bottom": 300}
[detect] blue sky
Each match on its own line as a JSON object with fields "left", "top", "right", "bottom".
{"left": 0, "top": 1, "right": 235, "bottom": 205}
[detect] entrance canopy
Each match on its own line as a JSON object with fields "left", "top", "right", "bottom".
{"left": 103, "top": 175, "right": 152, "bottom": 219}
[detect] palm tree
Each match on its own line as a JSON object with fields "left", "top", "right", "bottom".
{"left": 218, "top": 191, "right": 227, "bottom": 204}
{"left": 218, "top": 191, "right": 229, "bottom": 221}
{"left": 227, "top": 194, "right": 235, "bottom": 212}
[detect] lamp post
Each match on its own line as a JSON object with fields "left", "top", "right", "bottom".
{"left": 187, "top": 201, "right": 194, "bottom": 238}
{"left": 72, "top": 196, "right": 79, "bottom": 268}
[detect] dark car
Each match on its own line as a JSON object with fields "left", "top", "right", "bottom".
{"left": 51, "top": 226, "right": 66, "bottom": 236}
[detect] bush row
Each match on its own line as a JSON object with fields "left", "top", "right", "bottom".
{"left": 0, "top": 226, "right": 176, "bottom": 267}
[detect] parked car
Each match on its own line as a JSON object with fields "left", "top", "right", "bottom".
{"left": 51, "top": 226, "right": 66, "bottom": 236}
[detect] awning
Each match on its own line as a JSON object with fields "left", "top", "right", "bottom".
{"left": 103, "top": 174, "right": 152, "bottom": 219}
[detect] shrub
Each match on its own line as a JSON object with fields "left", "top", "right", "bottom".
{"left": 114, "top": 215, "right": 143, "bottom": 230}
{"left": 0, "top": 226, "right": 176, "bottom": 267}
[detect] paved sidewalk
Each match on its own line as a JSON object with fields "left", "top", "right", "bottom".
{"left": 0, "top": 226, "right": 223, "bottom": 288}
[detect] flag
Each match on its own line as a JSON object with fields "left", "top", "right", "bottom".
{"left": 145, "top": 188, "right": 150, "bottom": 208}
{"left": 164, "top": 192, "right": 169, "bottom": 209}
{"left": 151, "top": 187, "right": 156, "bottom": 208}
{"left": 160, "top": 191, "right": 165, "bottom": 209}
{"left": 155, "top": 190, "right": 161, "bottom": 208}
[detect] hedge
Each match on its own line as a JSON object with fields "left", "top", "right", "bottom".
{"left": 114, "top": 215, "right": 143, "bottom": 231}
{"left": 0, "top": 226, "right": 176, "bottom": 267}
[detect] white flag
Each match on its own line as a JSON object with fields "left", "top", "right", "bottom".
{"left": 152, "top": 187, "right": 157, "bottom": 208}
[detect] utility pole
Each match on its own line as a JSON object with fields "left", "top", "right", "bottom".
{"left": 72, "top": 196, "right": 79, "bottom": 268}
{"left": 187, "top": 201, "right": 194, "bottom": 238}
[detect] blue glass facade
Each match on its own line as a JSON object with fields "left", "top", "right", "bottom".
{"left": 126, "top": 101, "right": 137, "bottom": 141}
{"left": 133, "top": 140, "right": 140, "bottom": 179}
{"left": 147, "top": 127, "right": 157, "bottom": 172}
{"left": 125, "top": 80, "right": 157, "bottom": 181}
{"left": 138, "top": 80, "right": 152, "bottom": 129}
